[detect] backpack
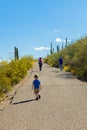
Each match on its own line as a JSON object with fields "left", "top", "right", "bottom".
{"left": 39, "top": 58, "right": 42, "bottom": 63}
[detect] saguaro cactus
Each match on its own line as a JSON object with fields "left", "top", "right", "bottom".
{"left": 14, "top": 47, "right": 19, "bottom": 60}
{"left": 56, "top": 45, "right": 59, "bottom": 52}
{"left": 62, "top": 43, "right": 63, "bottom": 50}
{"left": 50, "top": 42, "right": 53, "bottom": 54}
{"left": 66, "top": 37, "right": 67, "bottom": 47}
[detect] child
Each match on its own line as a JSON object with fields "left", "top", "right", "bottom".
{"left": 32, "top": 74, "right": 42, "bottom": 100}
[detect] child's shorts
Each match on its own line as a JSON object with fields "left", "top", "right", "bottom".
{"left": 34, "top": 89, "right": 39, "bottom": 94}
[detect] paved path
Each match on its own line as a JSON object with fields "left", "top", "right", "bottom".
{"left": 0, "top": 63, "right": 87, "bottom": 130}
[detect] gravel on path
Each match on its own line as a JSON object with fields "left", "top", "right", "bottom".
{"left": 0, "top": 63, "right": 87, "bottom": 130}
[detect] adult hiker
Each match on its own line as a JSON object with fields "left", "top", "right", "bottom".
{"left": 38, "top": 57, "right": 43, "bottom": 71}
{"left": 58, "top": 57, "right": 63, "bottom": 70}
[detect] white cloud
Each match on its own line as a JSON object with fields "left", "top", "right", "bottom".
{"left": 63, "top": 39, "right": 70, "bottom": 43}
{"left": 56, "top": 38, "right": 71, "bottom": 43}
{"left": 54, "top": 29, "right": 60, "bottom": 33}
{"left": 34, "top": 46, "right": 50, "bottom": 51}
{"left": 56, "top": 38, "right": 62, "bottom": 43}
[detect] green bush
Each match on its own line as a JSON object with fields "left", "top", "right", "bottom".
{"left": 73, "top": 44, "right": 87, "bottom": 80}
{"left": 0, "top": 56, "right": 34, "bottom": 100}
{"left": 0, "top": 77, "right": 11, "bottom": 94}
{"left": 45, "top": 36, "right": 87, "bottom": 81}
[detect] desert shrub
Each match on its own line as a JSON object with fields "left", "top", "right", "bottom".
{"left": 0, "top": 77, "right": 11, "bottom": 94}
{"left": 45, "top": 36, "right": 87, "bottom": 80}
{"left": 73, "top": 44, "right": 87, "bottom": 80}
{"left": 0, "top": 56, "right": 34, "bottom": 100}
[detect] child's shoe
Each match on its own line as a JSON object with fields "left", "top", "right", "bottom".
{"left": 39, "top": 95, "right": 41, "bottom": 99}
{"left": 35, "top": 97, "right": 39, "bottom": 100}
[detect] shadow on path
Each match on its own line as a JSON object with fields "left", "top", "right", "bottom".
{"left": 57, "top": 73, "right": 75, "bottom": 79}
{"left": 12, "top": 99, "right": 35, "bottom": 105}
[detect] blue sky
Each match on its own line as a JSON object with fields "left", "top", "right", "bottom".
{"left": 0, "top": 0, "right": 87, "bottom": 60}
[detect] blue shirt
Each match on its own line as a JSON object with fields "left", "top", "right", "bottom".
{"left": 33, "top": 79, "right": 40, "bottom": 89}
{"left": 58, "top": 57, "right": 63, "bottom": 64}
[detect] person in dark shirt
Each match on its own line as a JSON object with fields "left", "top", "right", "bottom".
{"left": 38, "top": 57, "right": 43, "bottom": 71}
{"left": 58, "top": 57, "right": 63, "bottom": 70}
